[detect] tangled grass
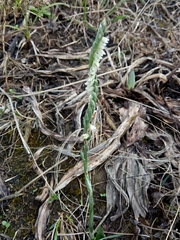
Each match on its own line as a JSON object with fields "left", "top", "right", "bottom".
{"left": 0, "top": 0, "right": 180, "bottom": 239}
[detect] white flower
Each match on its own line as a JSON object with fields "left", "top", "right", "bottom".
{"left": 86, "top": 85, "right": 94, "bottom": 95}
{"left": 86, "top": 36, "right": 109, "bottom": 96}
{"left": 90, "top": 124, "right": 96, "bottom": 132}
{"left": 101, "top": 36, "right": 109, "bottom": 45}
{"left": 81, "top": 133, "right": 90, "bottom": 140}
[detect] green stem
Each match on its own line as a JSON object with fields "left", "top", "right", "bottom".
{"left": 81, "top": 143, "right": 94, "bottom": 239}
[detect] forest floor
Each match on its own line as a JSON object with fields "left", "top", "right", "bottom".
{"left": 0, "top": 0, "right": 180, "bottom": 239}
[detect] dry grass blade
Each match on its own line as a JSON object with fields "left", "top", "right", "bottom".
{"left": 22, "top": 86, "right": 80, "bottom": 143}
{"left": 0, "top": 175, "right": 8, "bottom": 200}
{"left": 1, "top": 0, "right": 180, "bottom": 238}
{"left": 105, "top": 156, "right": 129, "bottom": 221}
{"left": 126, "top": 152, "right": 150, "bottom": 220}
{"left": 0, "top": 87, "right": 31, "bottom": 154}
{"left": 54, "top": 102, "right": 141, "bottom": 192}
{"left": 35, "top": 200, "right": 50, "bottom": 240}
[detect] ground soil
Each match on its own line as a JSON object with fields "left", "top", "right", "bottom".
{"left": 0, "top": 1, "right": 180, "bottom": 240}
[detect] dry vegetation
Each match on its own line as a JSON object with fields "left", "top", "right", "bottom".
{"left": 0, "top": 0, "right": 180, "bottom": 239}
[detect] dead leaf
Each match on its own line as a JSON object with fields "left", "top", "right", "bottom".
{"left": 105, "top": 157, "right": 129, "bottom": 221}
{"left": 105, "top": 148, "right": 151, "bottom": 220}
{"left": 54, "top": 102, "right": 141, "bottom": 192}
{"left": 22, "top": 86, "right": 80, "bottom": 143}
{"left": 0, "top": 175, "right": 8, "bottom": 200}
{"left": 35, "top": 200, "right": 50, "bottom": 240}
{"left": 126, "top": 116, "right": 148, "bottom": 146}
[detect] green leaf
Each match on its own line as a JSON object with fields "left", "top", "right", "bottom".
{"left": 111, "top": 15, "right": 126, "bottom": 22}
{"left": 49, "top": 193, "right": 59, "bottom": 203}
{"left": 80, "top": 151, "right": 85, "bottom": 162}
{"left": 100, "top": 193, "right": 106, "bottom": 197}
{"left": 6, "top": 25, "right": 19, "bottom": 31}
{"left": 48, "top": 222, "right": 56, "bottom": 230}
{"left": 100, "top": 234, "right": 124, "bottom": 239}
{"left": 106, "top": 0, "right": 127, "bottom": 17}
{"left": 65, "top": 215, "right": 73, "bottom": 223}
{"left": 95, "top": 226, "right": 105, "bottom": 240}
{"left": 127, "top": 69, "right": 136, "bottom": 90}
{"left": 9, "top": 88, "right": 15, "bottom": 94}
{"left": 140, "top": 0, "right": 146, "bottom": 5}
{"left": 29, "top": 6, "right": 38, "bottom": 13}
{"left": 33, "top": 188, "right": 38, "bottom": 193}
{"left": 2, "top": 220, "right": 10, "bottom": 228}
{"left": 42, "top": 10, "right": 51, "bottom": 17}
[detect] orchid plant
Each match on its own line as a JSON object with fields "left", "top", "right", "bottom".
{"left": 81, "top": 19, "right": 108, "bottom": 240}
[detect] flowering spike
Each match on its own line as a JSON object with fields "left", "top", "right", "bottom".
{"left": 81, "top": 19, "right": 108, "bottom": 240}
{"left": 89, "top": 18, "right": 107, "bottom": 68}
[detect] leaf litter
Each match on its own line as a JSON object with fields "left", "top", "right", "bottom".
{"left": 0, "top": 0, "right": 180, "bottom": 239}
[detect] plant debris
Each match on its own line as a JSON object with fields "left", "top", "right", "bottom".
{"left": 0, "top": 0, "right": 180, "bottom": 239}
